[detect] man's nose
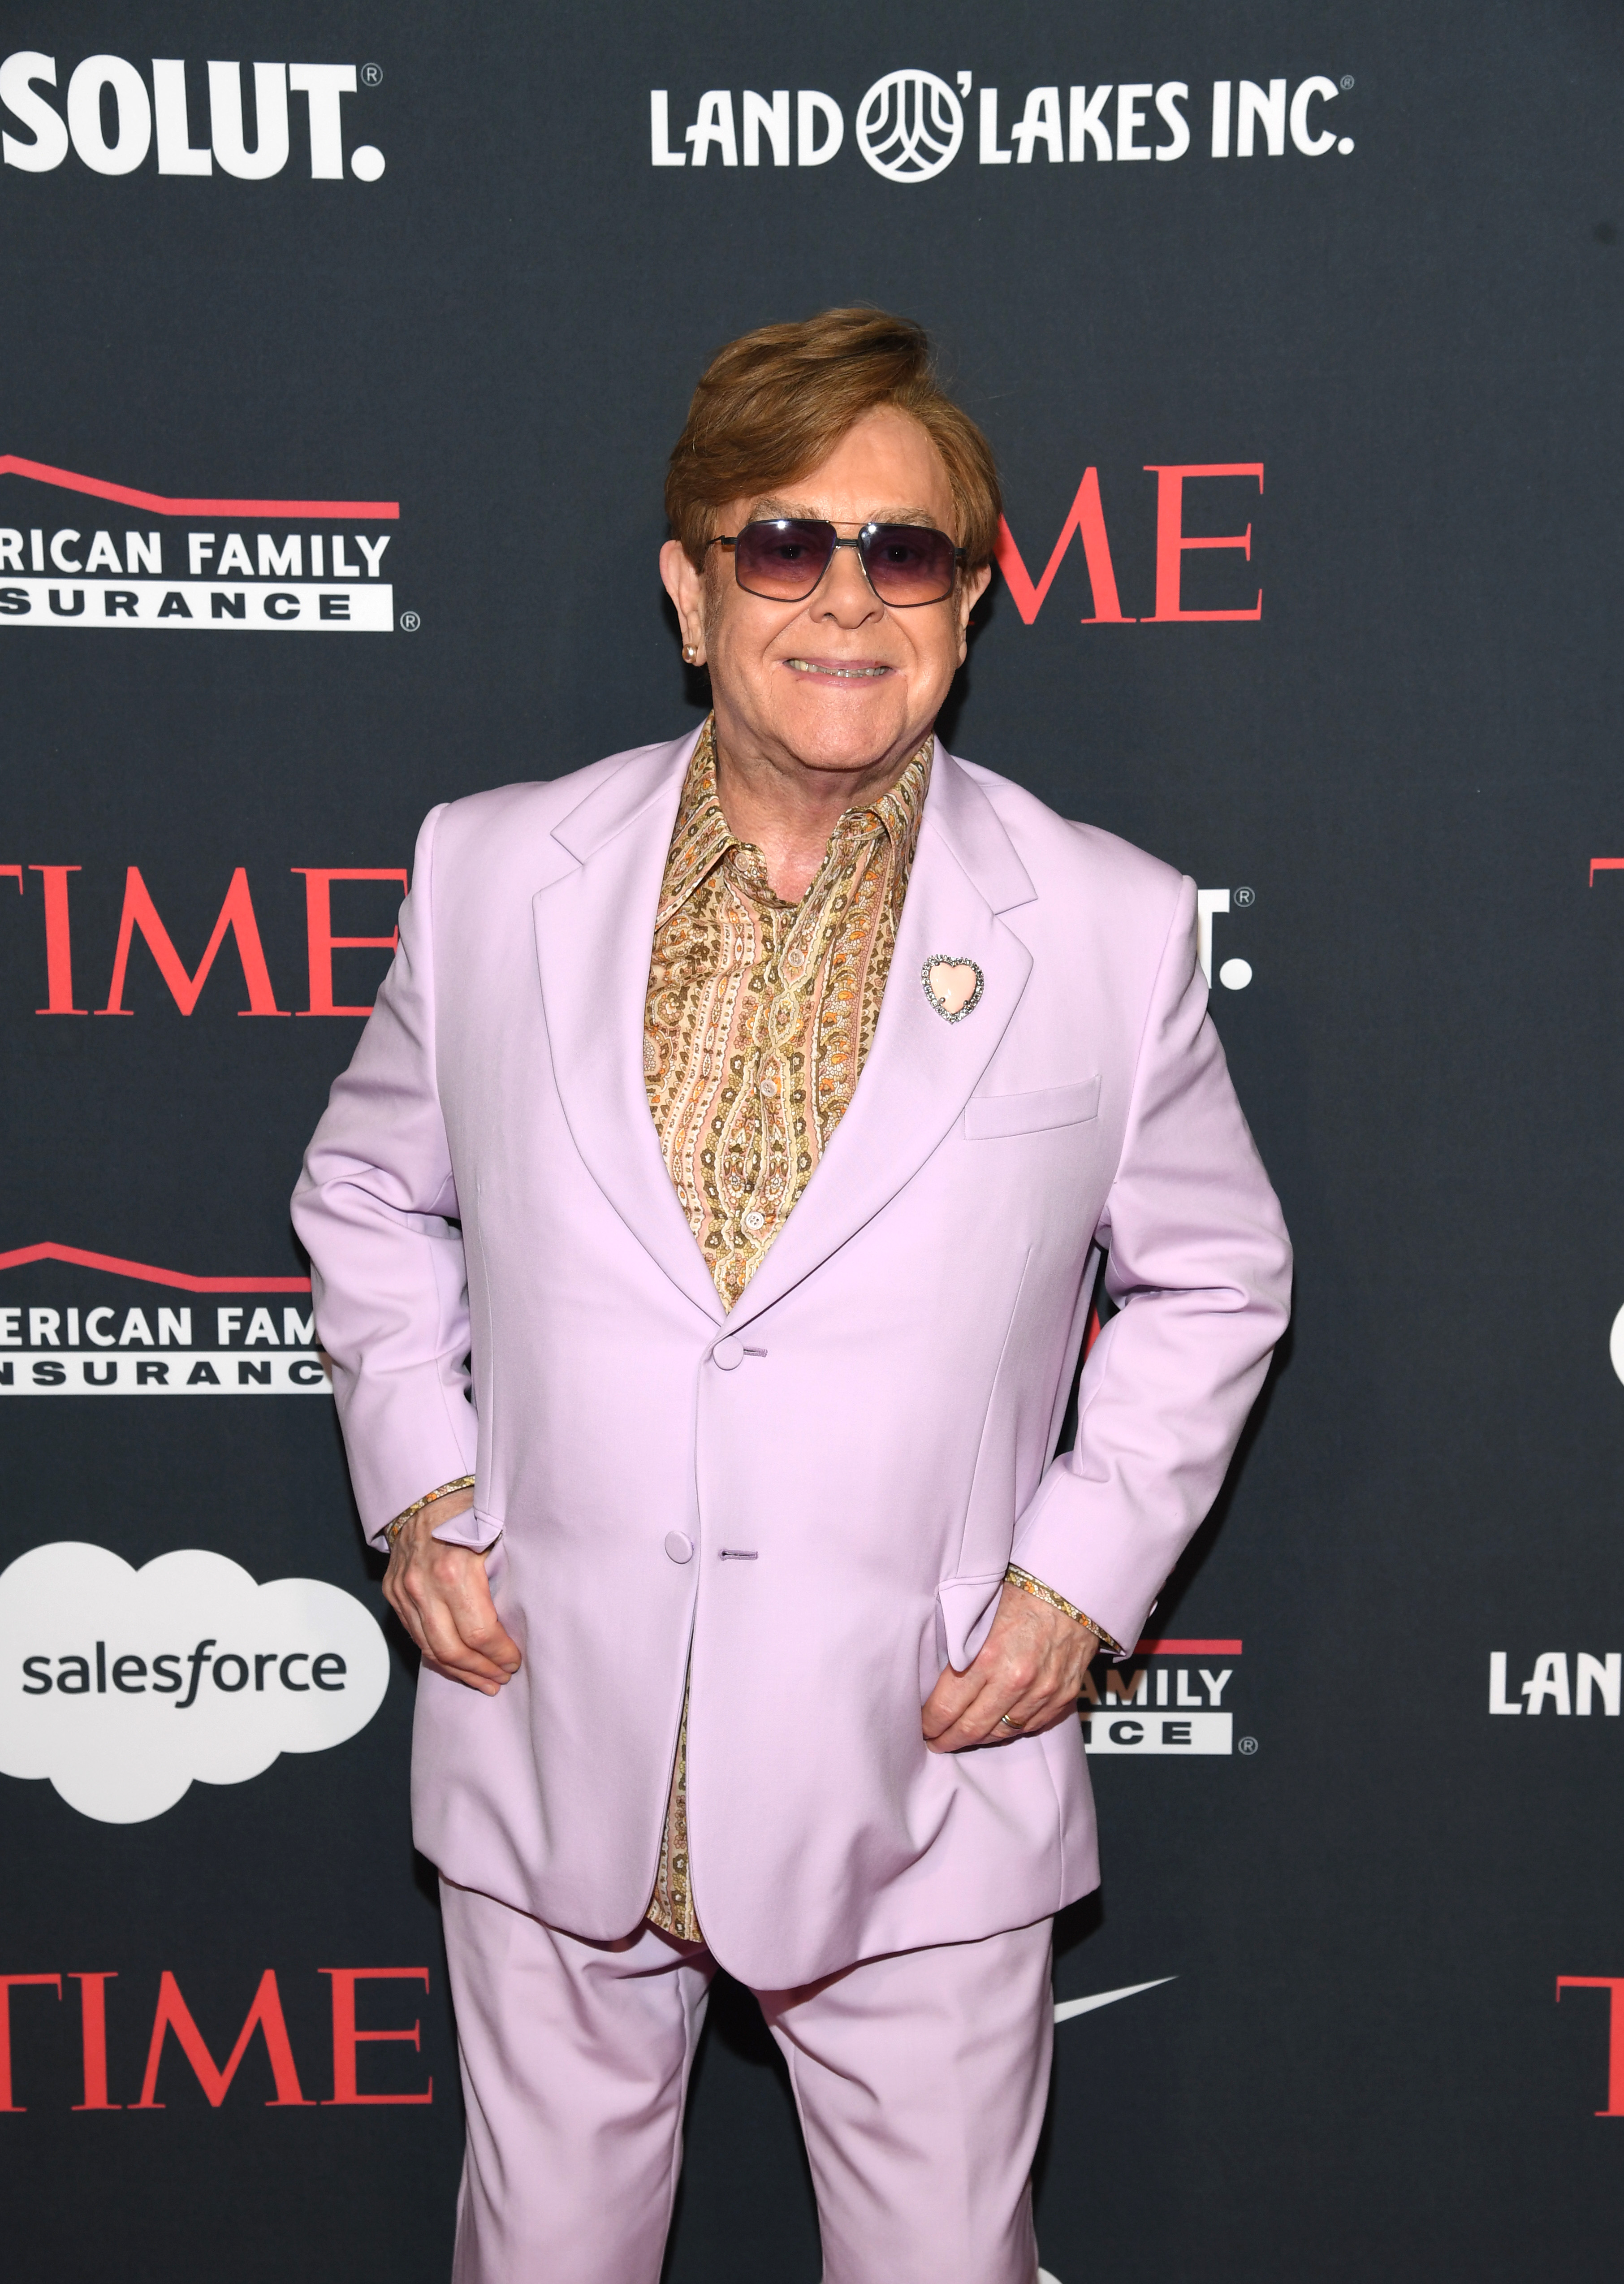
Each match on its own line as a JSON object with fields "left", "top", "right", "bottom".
{"left": 812, "top": 541, "right": 883, "bottom": 623}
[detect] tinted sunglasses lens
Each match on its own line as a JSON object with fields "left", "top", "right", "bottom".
{"left": 861, "top": 525, "right": 959, "bottom": 604}
{"left": 732, "top": 520, "right": 835, "bottom": 599}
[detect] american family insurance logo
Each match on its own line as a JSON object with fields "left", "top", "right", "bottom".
{"left": 1, "top": 55, "right": 385, "bottom": 182}
{"left": 0, "top": 1243, "right": 329, "bottom": 1397}
{"left": 651, "top": 73, "right": 1356, "bottom": 177}
{"left": 0, "top": 457, "right": 402, "bottom": 632}
{"left": 0, "top": 1543, "right": 388, "bottom": 1821}
{"left": 1081, "top": 1636, "right": 1244, "bottom": 1757}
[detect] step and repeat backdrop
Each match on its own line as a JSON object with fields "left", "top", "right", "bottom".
{"left": 2, "top": 3, "right": 1622, "bottom": 2277}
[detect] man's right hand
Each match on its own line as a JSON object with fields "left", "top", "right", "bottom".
{"left": 383, "top": 1492, "right": 523, "bottom": 1696}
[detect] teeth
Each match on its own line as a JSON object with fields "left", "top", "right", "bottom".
{"left": 786, "top": 659, "right": 888, "bottom": 678}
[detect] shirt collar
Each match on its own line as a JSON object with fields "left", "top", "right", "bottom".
{"left": 658, "top": 716, "right": 933, "bottom": 923}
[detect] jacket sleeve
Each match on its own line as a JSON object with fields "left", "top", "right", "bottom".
{"left": 290, "top": 803, "right": 479, "bottom": 1548}
{"left": 1009, "top": 873, "right": 1292, "bottom": 1653}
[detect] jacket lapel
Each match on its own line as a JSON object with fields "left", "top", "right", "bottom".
{"left": 726, "top": 748, "right": 1036, "bottom": 1332}
{"left": 532, "top": 730, "right": 726, "bottom": 1324}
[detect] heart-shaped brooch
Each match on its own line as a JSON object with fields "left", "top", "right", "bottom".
{"left": 921, "top": 954, "right": 985, "bottom": 1024}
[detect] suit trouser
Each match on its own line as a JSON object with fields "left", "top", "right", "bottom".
{"left": 440, "top": 1876, "right": 1054, "bottom": 2284}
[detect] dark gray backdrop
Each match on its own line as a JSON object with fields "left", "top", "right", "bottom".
{"left": 3, "top": 3, "right": 1623, "bottom": 2277}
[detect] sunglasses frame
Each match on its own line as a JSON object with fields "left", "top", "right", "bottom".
{"left": 708, "top": 518, "right": 967, "bottom": 608}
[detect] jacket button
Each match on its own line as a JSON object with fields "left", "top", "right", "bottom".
{"left": 712, "top": 1336, "right": 744, "bottom": 1370}
{"left": 663, "top": 1531, "right": 694, "bottom": 1564}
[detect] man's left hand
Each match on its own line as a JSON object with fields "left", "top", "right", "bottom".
{"left": 922, "top": 1580, "right": 1099, "bottom": 1752}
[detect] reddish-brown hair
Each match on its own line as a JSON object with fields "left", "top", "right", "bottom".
{"left": 665, "top": 307, "right": 1002, "bottom": 572}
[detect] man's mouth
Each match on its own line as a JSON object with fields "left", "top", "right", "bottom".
{"left": 783, "top": 658, "right": 892, "bottom": 679}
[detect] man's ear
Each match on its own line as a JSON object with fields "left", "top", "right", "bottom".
{"left": 661, "top": 538, "right": 708, "bottom": 665}
{"left": 958, "top": 561, "right": 994, "bottom": 657}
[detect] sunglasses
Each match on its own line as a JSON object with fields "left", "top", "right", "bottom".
{"left": 709, "top": 519, "right": 966, "bottom": 607}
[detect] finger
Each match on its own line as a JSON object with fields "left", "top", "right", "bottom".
{"left": 921, "top": 1666, "right": 981, "bottom": 1739}
{"left": 426, "top": 1559, "right": 523, "bottom": 1673}
{"left": 1006, "top": 1696, "right": 1076, "bottom": 1738}
{"left": 936, "top": 1645, "right": 1065, "bottom": 1746}
{"left": 1006, "top": 1666, "right": 1094, "bottom": 1734}
{"left": 419, "top": 1649, "right": 505, "bottom": 1697}
{"left": 926, "top": 1681, "right": 1029, "bottom": 1752}
{"left": 929, "top": 1710, "right": 1017, "bottom": 1752}
{"left": 448, "top": 1602, "right": 523, "bottom": 1672}
{"left": 399, "top": 1558, "right": 517, "bottom": 1665}
{"left": 922, "top": 1655, "right": 1004, "bottom": 1739}
{"left": 410, "top": 1595, "right": 517, "bottom": 1683}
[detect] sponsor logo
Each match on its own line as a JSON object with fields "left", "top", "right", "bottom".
{"left": 857, "top": 70, "right": 963, "bottom": 182}
{"left": 0, "top": 55, "right": 383, "bottom": 182}
{"left": 1597, "top": 860, "right": 1624, "bottom": 1380}
{"left": 997, "top": 462, "right": 1263, "bottom": 627}
{"left": 0, "top": 1963, "right": 432, "bottom": 2111}
{"left": 1081, "top": 1637, "right": 1241, "bottom": 1756}
{"left": 1488, "top": 1651, "right": 1621, "bottom": 1716}
{"left": 1197, "top": 890, "right": 1254, "bottom": 992}
{"left": 652, "top": 74, "right": 1355, "bottom": 177}
{"left": 1592, "top": 869, "right": 1624, "bottom": 1380}
{"left": 1053, "top": 1976, "right": 1175, "bottom": 2024}
{"left": 0, "top": 864, "right": 406, "bottom": 1018}
{"left": 0, "top": 1543, "right": 387, "bottom": 1820}
{"left": 1556, "top": 1979, "right": 1624, "bottom": 2119}
{"left": 0, "top": 1245, "right": 328, "bottom": 1398}
{"left": 0, "top": 457, "right": 400, "bottom": 633}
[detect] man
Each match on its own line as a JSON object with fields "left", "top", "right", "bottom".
{"left": 294, "top": 307, "right": 1291, "bottom": 2284}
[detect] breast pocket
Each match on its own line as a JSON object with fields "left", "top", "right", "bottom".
{"left": 963, "top": 1076, "right": 1101, "bottom": 1141}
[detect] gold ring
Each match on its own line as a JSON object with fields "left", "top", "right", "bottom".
{"left": 999, "top": 1712, "right": 1019, "bottom": 1731}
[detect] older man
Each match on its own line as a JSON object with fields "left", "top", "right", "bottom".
{"left": 293, "top": 307, "right": 1291, "bottom": 2284}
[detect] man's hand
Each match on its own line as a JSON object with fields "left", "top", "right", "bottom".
{"left": 922, "top": 1580, "right": 1098, "bottom": 1752}
{"left": 383, "top": 1492, "right": 522, "bottom": 1697}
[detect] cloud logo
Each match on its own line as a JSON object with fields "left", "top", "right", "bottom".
{"left": 0, "top": 1542, "right": 389, "bottom": 1822}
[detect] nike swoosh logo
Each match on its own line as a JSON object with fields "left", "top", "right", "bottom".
{"left": 1052, "top": 1976, "right": 1175, "bottom": 2024}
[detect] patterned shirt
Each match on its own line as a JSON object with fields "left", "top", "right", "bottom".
{"left": 643, "top": 718, "right": 929, "bottom": 1938}
{"left": 645, "top": 717, "right": 929, "bottom": 1310}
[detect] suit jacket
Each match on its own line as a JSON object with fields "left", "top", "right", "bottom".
{"left": 292, "top": 727, "right": 1291, "bottom": 1988}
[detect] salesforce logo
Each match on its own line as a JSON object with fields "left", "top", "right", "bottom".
{"left": 856, "top": 69, "right": 963, "bottom": 182}
{"left": 0, "top": 1541, "right": 389, "bottom": 1821}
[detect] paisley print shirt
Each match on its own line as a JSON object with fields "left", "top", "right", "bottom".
{"left": 644, "top": 716, "right": 930, "bottom": 1312}
{"left": 643, "top": 717, "right": 930, "bottom": 1939}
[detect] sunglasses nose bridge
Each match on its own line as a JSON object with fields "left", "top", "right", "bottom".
{"left": 820, "top": 531, "right": 881, "bottom": 602}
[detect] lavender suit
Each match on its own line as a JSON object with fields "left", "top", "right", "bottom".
{"left": 293, "top": 726, "right": 1290, "bottom": 2280}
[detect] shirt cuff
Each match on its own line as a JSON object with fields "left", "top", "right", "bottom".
{"left": 384, "top": 1476, "right": 476, "bottom": 1545}
{"left": 1004, "top": 1565, "right": 1127, "bottom": 1657}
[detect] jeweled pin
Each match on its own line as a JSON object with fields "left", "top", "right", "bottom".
{"left": 921, "top": 955, "right": 984, "bottom": 1023}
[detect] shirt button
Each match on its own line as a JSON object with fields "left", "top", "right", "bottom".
{"left": 712, "top": 1337, "right": 744, "bottom": 1370}
{"left": 664, "top": 1531, "right": 694, "bottom": 1564}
